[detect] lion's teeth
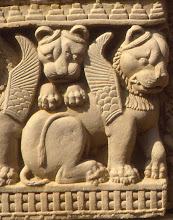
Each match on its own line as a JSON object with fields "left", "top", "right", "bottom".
{"left": 130, "top": 79, "right": 138, "bottom": 84}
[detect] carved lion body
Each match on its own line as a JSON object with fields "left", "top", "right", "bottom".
{"left": 20, "top": 25, "right": 169, "bottom": 185}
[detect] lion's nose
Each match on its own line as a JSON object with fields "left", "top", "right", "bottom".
{"left": 155, "top": 63, "right": 167, "bottom": 79}
{"left": 55, "top": 56, "right": 68, "bottom": 76}
{"left": 154, "top": 62, "right": 169, "bottom": 87}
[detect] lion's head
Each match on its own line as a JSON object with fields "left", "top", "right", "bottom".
{"left": 35, "top": 25, "right": 89, "bottom": 83}
{"left": 113, "top": 25, "right": 169, "bottom": 95}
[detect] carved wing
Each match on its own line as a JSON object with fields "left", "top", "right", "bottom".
{"left": 84, "top": 33, "right": 122, "bottom": 125}
{"left": 2, "top": 35, "right": 40, "bottom": 123}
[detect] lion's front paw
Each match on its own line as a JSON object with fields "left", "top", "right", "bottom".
{"left": 109, "top": 164, "right": 140, "bottom": 185}
{"left": 86, "top": 162, "right": 109, "bottom": 186}
{"left": 144, "top": 161, "right": 166, "bottom": 179}
{"left": 0, "top": 166, "right": 18, "bottom": 186}
{"left": 64, "top": 85, "right": 88, "bottom": 107}
{"left": 38, "top": 83, "right": 62, "bottom": 110}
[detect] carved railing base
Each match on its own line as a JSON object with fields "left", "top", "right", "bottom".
{"left": 0, "top": 179, "right": 167, "bottom": 219}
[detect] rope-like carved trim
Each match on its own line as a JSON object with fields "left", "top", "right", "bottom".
{"left": 112, "top": 47, "right": 157, "bottom": 111}
{"left": 113, "top": 47, "right": 140, "bottom": 96}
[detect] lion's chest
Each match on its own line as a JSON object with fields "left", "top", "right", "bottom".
{"left": 67, "top": 92, "right": 107, "bottom": 148}
{"left": 129, "top": 107, "right": 159, "bottom": 133}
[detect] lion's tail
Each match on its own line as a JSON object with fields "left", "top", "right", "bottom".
{"left": 20, "top": 165, "right": 50, "bottom": 186}
{"left": 38, "top": 112, "right": 70, "bottom": 167}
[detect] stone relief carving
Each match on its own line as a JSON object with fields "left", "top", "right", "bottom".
{"left": 0, "top": 0, "right": 171, "bottom": 219}
{"left": 35, "top": 25, "right": 89, "bottom": 110}
{"left": 0, "top": 35, "right": 40, "bottom": 186}
{"left": 85, "top": 25, "right": 169, "bottom": 184}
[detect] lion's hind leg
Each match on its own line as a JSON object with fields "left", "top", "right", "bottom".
{"left": 56, "top": 160, "right": 108, "bottom": 185}
{"left": 52, "top": 117, "right": 108, "bottom": 185}
{"left": 21, "top": 111, "right": 108, "bottom": 185}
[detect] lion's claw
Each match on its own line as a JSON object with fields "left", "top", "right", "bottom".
{"left": 0, "top": 166, "right": 18, "bottom": 186}
{"left": 64, "top": 85, "right": 88, "bottom": 107}
{"left": 38, "top": 83, "right": 62, "bottom": 110}
{"left": 110, "top": 164, "right": 140, "bottom": 185}
{"left": 0, "top": 179, "right": 5, "bottom": 186}
{"left": 144, "top": 161, "right": 166, "bottom": 179}
{"left": 86, "top": 162, "right": 109, "bottom": 185}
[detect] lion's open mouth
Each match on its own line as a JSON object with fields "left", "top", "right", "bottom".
{"left": 142, "top": 86, "right": 164, "bottom": 94}
{"left": 129, "top": 77, "right": 164, "bottom": 93}
{"left": 67, "top": 70, "right": 76, "bottom": 76}
{"left": 48, "top": 70, "right": 79, "bottom": 83}
{"left": 129, "top": 78, "right": 141, "bottom": 85}
{"left": 129, "top": 77, "right": 164, "bottom": 89}
{"left": 138, "top": 82, "right": 163, "bottom": 91}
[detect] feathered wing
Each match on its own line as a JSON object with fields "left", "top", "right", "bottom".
{"left": 2, "top": 35, "right": 40, "bottom": 123}
{"left": 84, "top": 32, "right": 122, "bottom": 125}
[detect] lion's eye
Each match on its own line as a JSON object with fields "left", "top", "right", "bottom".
{"left": 139, "top": 58, "right": 149, "bottom": 66}
{"left": 72, "top": 54, "right": 78, "bottom": 61}
{"left": 66, "top": 51, "right": 71, "bottom": 59}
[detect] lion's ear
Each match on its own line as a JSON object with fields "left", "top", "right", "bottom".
{"left": 70, "top": 25, "right": 89, "bottom": 41}
{"left": 35, "top": 26, "right": 54, "bottom": 42}
{"left": 35, "top": 26, "right": 61, "bottom": 45}
{"left": 121, "top": 25, "right": 152, "bottom": 51}
{"left": 153, "top": 32, "right": 169, "bottom": 63}
{"left": 123, "top": 25, "right": 145, "bottom": 45}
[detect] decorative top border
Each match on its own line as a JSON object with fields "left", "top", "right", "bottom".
{"left": 0, "top": 2, "right": 166, "bottom": 28}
